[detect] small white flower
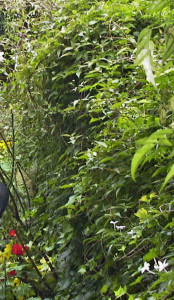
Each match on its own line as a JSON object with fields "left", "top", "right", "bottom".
{"left": 127, "top": 230, "right": 134, "bottom": 235}
{"left": 0, "top": 52, "right": 4, "bottom": 62}
{"left": 127, "top": 230, "right": 136, "bottom": 239}
{"left": 110, "top": 220, "right": 118, "bottom": 229}
{"left": 154, "top": 259, "right": 168, "bottom": 272}
{"left": 141, "top": 262, "right": 150, "bottom": 274}
{"left": 115, "top": 225, "right": 126, "bottom": 230}
{"left": 110, "top": 221, "right": 118, "bottom": 224}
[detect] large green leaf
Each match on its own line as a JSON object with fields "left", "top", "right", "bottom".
{"left": 131, "top": 129, "right": 173, "bottom": 181}
{"left": 131, "top": 143, "right": 154, "bottom": 181}
{"left": 151, "top": 0, "right": 171, "bottom": 13}
{"left": 142, "top": 52, "right": 156, "bottom": 87}
{"left": 163, "top": 26, "right": 174, "bottom": 61}
{"left": 135, "top": 28, "right": 156, "bottom": 87}
{"left": 160, "top": 164, "right": 174, "bottom": 192}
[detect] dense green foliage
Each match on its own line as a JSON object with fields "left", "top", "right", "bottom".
{"left": 1, "top": 0, "right": 174, "bottom": 299}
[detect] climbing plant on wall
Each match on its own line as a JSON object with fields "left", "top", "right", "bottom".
{"left": 1, "top": 0, "right": 174, "bottom": 299}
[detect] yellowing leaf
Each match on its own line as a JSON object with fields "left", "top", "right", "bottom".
{"left": 135, "top": 208, "right": 150, "bottom": 223}
{"left": 78, "top": 266, "right": 86, "bottom": 275}
{"left": 149, "top": 192, "right": 157, "bottom": 199}
{"left": 139, "top": 195, "right": 149, "bottom": 202}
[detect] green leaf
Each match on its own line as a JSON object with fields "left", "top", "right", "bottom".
{"left": 128, "top": 296, "right": 135, "bottom": 300}
{"left": 131, "top": 143, "right": 154, "bottom": 181}
{"left": 135, "top": 208, "right": 150, "bottom": 223}
{"left": 130, "top": 275, "right": 143, "bottom": 286}
{"left": 114, "top": 286, "right": 127, "bottom": 298}
{"left": 135, "top": 28, "right": 156, "bottom": 87}
{"left": 96, "top": 141, "right": 108, "bottom": 148}
{"left": 163, "top": 26, "right": 174, "bottom": 61}
{"left": 45, "top": 245, "right": 54, "bottom": 252}
{"left": 136, "top": 128, "right": 173, "bottom": 145}
{"left": 78, "top": 266, "right": 86, "bottom": 275}
{"left": 151, "top": 0, "right": 171, "bottom": 13}
{"left": 59, "top": 183, "right": 75, "bottom": 189}
{"left": 160, "top": 164, "right": 174, "bottom": 192}
{"left": 90, "top": 117, "right": 101, "bottom": 124}
{"left": 136, "top": 28, "right": 152, "bottom": 55}
{"left": 143, "top": 248, "right": 158, "bottom": 261}
{"left": 100, "top": 284, "right": 109, "bottom": 294}
{"left": 142, "top": 52, "right": 156, "bottom": 87}
{"left": 89, "top": 20, "right": 98, "bottom": 25}
{"left": 131, "top": 129, "right": 173, "bottom": 180}
{"left": 28, "top": 298, "right": 42, "bottom": 300}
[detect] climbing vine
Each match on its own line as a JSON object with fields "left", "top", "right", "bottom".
{"left": 0, "top": 0, "right": 174, "bottom": 299}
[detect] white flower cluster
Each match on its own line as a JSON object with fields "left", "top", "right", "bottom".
{"left": 141, "top": 259, "right": 168, "bottom": 274}
{"left": 110, "top": 221, "right": 126, "bottom": 230}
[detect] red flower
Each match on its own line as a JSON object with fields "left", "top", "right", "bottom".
{"left": 8, "top": 270, "right": 16, "bottom": 277}
{"left": 9, "top": 230, "right": 17, "bottom": 237}
{"left": 12, "top": 244, "right": 29, "bottom": 256}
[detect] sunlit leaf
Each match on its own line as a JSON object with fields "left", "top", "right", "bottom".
{"left": 131, "top": 143, "right": 154, "bottom": 181}
{"left": 114, "top": 286, "right": 127, "bottom": 298}
{"left": 160, "top": 164, "right": 174, "bottom": 191}
{"left": 151, "top": 0, "right": 171, "bottom": 13}
{"left": 135, "top": 28, "right": 156, "bottom": 87}
{"left": 135, "top": 208, "right": 150, "bottom": 223}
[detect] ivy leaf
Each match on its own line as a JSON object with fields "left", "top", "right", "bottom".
{"left": 135, "top": 208, "right": 150, "bottom": 223}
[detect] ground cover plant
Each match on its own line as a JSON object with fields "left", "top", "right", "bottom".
{"left": 1, "top": 0, "right": 174, "bottom": 299}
